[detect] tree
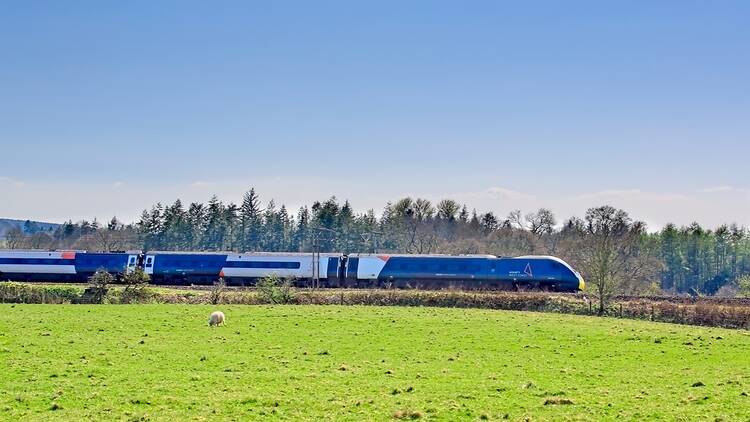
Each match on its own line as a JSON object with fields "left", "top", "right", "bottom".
{"left": 186, "top": 202, "right": 206, "bottom": 249}
{"left": 257, "top": 273, "right": 295, "bottom": 304}
{"left": 738, "top": 275, "right": 750, "bottom": 298}
{"left": 262, "top": 199, "right": 281, "bottom": 250}
{"left": 573, "top": 206, "right": 654, "bottom": 315}
{"left": 469, "top": 209, "right": 480, "bottom": 232}
{"left": 28, "top": 232, "right": 53, "bottom": 249}
{"left": 311, "top": 197, "right": 341, "bottom": 252}
{"left": 5, "top": 227, "right": 26, "bottom": 249}
{"left": 506, "top": 210, "right": 525, "bottom": 230}
{"left": 203, "top": 196, "right": 226, "bottom": 250}
{"left": 92, "top": 227, "right": 117, "bottom": 252}
{"left": 526, "top": 208, "right": 556, "bottom": 237}
{"left": 277, "top": 204, "right": 293, "bottom": 251}
{"left": 239, "top": 188, "right": 263, "bottom": 251}
{"left": 138, "top": 204, "right": 164, "bottom": 250}
{"left": 293, "top": 206, "right": 311, "bottom": 251}
{"left": 481, "top": 212, "right": 499, "bottom": 233}
{"left": 162, "top": 200, "right": 189, "bottom": 250}
{"left": 87, "top": 269, "right": 114, "bottom": 304}
{"left": 383, "top": 197, "right": 438, "bottom": 253}
{"left": 436, "top": 199, "right": 460, "bottom": 222}
{"left": 458, "top": 205, "right": 469, "bottom": 223}
{"left": 223, "top": 202, "right": 239, "bottom": 250}
{"left": 121, "top": 267, "right": 151, "bottom": 303}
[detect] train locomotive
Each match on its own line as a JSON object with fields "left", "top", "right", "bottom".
{"left": 0, "top": 250, "right": 585, "bottom": 292}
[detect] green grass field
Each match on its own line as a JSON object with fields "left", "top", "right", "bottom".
{"left": 1, "top": 305, "right": 749, "bottom": 421}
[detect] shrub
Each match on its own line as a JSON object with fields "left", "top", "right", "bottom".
{"left": 120, "top": 267, "right": 152, "bottom": 304}
{"left": 209, "top": 277, "right": 226, "bottom": 305}
{"left": 257, "top": 274, "right": 295, "bottom": 304}
{"left": 738, "top": 275, "right": 750, "bottom": 298}
{"left": 0, "top": 282, "right": 83, "bottom": 304}
{"left": 85, "top": 269, "right": 114, "bottom": 304}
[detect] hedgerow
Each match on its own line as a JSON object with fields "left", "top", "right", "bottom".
{"left": 1, "top": 282, "right": 749, "bottom": 329}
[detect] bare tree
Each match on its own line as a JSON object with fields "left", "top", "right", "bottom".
{"left": 5, "top": 228, "right": 26, "bottom": 249}
{"left": 28, "top": 232, "right": 53, "bottom": 249}
{"left": 505, "top": 210, "right": 525, "bottom": 230}
{"left": 570, "top": 206, "right": 655, "bottom": 315}
{"left": 388, "top": 197, "right": 438, "bottom": 253}
{"left": 526, "top": 208, "right": 556, "bottom": 237}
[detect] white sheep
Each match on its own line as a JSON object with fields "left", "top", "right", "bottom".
{"left": 208, "top": 311, "right": 225, "bottom": 327}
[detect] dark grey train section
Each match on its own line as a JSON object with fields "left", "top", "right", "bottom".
{"left": 0, "top": 250, "right": 585, "bottom": 292}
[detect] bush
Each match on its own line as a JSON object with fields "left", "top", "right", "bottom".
{"left": 0, "top": 282, "right": 84, "bottom": 304}
{"left": 120, "top": 267, "right": 152, "bottom": 304}
{"left": 85, "top": 269, "right": 114, "bottom": 304}
{"left": 257, "top": 274, "right": 295, "bottom": 304}
{"left": 209, "top": 277, "right": 226, "bottom": 305}
{"left": 738, "top": 275, "right": 750, "bottom": 298}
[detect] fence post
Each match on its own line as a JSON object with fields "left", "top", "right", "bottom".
{"left": 619, "top": 304, "right": 623, "bottom": 318}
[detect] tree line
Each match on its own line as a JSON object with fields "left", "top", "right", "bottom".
{"left": 3, "top": 188, "right": 749, "bottom": 298}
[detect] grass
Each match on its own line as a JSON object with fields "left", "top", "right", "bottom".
{"left": 1, "top": 305, "right": 749, "bottom": 421}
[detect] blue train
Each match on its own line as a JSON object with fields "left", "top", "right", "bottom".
{"left": 0, "top": 250, "right": 139, "bottom": 282}
{"left": 0, "top": 250, "right": 585, "bottom": 292}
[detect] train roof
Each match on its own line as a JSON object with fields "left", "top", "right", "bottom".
{"left": 516, "top": 255, "right": 579, "bottom": 273}
{"left": 346, "top": 253, "right": 497, "bottom": 259}
{"left": 147, "top": 251, "right": 340, "bottom": 256}
{"left": 0, "top": 249, "right": 139, "bottom": 254}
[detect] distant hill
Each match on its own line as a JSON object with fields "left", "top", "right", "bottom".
{"left": 0, "top": 218, "right": 60, "bottom": 240}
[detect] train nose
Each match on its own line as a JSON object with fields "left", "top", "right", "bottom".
{"left": 578, "top": 275, "right": 585, "bottom": 291}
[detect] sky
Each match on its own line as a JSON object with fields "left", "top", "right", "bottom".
{"left": 1, "top": 1, "right": 748, "bottom": 230}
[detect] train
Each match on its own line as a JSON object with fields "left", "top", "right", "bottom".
{"left": 0, "top": 250, "right": 585, "bottom": 292}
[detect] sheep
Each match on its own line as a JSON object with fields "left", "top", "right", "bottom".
{"left": 208, "top": 311, "right": 225, "bottom": 327}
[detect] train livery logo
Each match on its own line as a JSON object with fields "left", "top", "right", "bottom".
{"left": 509, "top": 262, "right": 534, "bottom": 278}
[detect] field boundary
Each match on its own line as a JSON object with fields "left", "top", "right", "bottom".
{"left": 1, "top": 281, "right": 749, "bottom": 330}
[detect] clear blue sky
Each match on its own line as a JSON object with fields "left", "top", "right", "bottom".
{"left": 1, "top": 1, "right": 748, "bottom": 228}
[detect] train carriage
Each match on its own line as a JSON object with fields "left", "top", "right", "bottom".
{"left": 344, "top": 254, "right": 584, "bottom": 291}
{"left": 144, "top": 251, "right": 341, "bottom": 286}
{"left": 0, "top": 250, "right": 138, "bottom": 282}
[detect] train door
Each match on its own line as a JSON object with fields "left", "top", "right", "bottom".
{"left": 126, "top": 254, "right": 138, "bottom": 273}
{"left": 144, "top": 254, "right": 155, "bottom": 275}
{"left": 338, "top": 255, "right": 347, "bottom": 286}
{"left": 344, "top": 257, "right": 359, "bottom": 287}
{"left": 326, "top": 256, "right": 342, "bottom": 287}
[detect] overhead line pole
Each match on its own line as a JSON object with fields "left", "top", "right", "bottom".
{"left": 311, "top": 226, "right": 339, "bottom": 290}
